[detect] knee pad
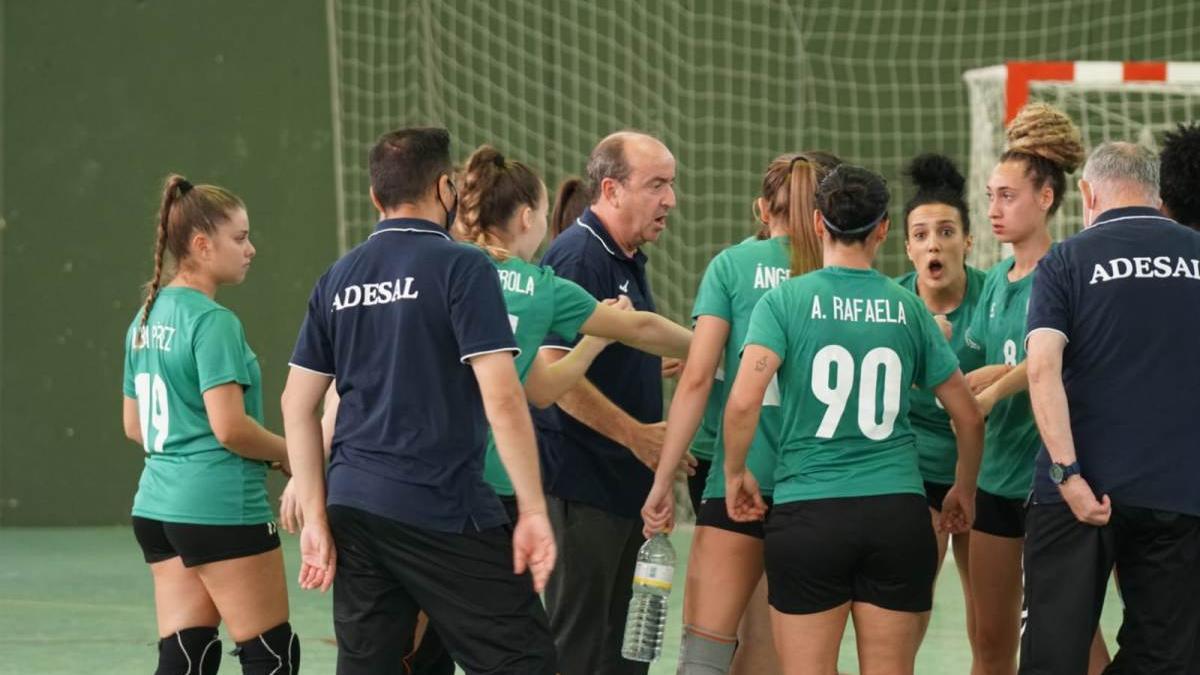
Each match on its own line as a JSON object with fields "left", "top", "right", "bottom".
{"left": 234, "top": 622, "right": 300, "bottom": 675}
{"left": 156, "top": 626, "right": 221, "bottom": 675}
{"left": 676, "top": 626, "right": 737, "bottom": 675}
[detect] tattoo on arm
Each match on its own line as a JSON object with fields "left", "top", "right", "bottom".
{"left": 754, "top": 356, "right": 768, "bottom": 372}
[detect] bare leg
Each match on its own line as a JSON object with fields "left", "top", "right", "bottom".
{"left": 1087, "top": 627, "right": 1110, "bottom": 675}
{"left": 915, "top": 507, "right": 951, "bottom": 649}
{"left": 852, "top": 602, "right": 922, "bottom": 675}
{"left": 682, "top": 525, "right": 765, "bottom": 632}
{"left": 969, "top": 531, "right": 1023, "bottom": 675}
{"left": 193, "top": 547, "right": 289, "bottom": 642}
{"left": 770, "top": 602, "right": 851, "bottom": 675}
{"left": 952, "top": 531, "right": 979, "bottom": 656}
{"left": 149, "top": 557, "right": 221, "bottom": 636}
{"left": 730, "top": 573, "right": 781, "bottom": 674}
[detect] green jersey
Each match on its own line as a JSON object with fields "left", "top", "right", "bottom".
{"left": 687, "top": 383, "right": 722, "bottom": 462}
{"left": 895, "top": 266, "right": 987, "bottom": 485}
{"left": 692, "top": 236, "right": 791, "bottom": 497}
{"left": 122, "top": 287, "right": 272, "bottom": 525}
{"left": 964, "top": 256, "right": 1042, "bottom": 499}
{"left": 688, "top": 236, "right": 758, "bottom": 463}
{"left": 482, "top": 256, "right": 598, "bottom": 496}
{"left": 744, "top": 267, "right": 960, "bottom": 504}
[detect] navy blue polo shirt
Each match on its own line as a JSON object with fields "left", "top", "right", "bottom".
{"left": 535, "top": 207, "right": 662, "bottom": 517}
{"left": 289, "top": 218, "right": 518, "bottom": 532}
{"left": 1027, "top": 206, "right": 1200, "bottom": 516}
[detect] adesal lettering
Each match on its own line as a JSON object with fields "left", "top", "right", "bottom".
{"left": 332, "top": 278, "right": 419, "bottom": 311}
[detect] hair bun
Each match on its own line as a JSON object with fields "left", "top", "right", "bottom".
{"left": 906, "top": 153, "right": 964, "bottom": 195}
{"left": 1005, "top": 102, "right": 1086, "bottom": 173}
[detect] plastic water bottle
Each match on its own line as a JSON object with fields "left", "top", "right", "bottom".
{"left": 621, "top": 532, "right": 676, "bottom": 662}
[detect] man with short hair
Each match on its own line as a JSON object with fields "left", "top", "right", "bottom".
{"left": 535, "top": 131, "right": 682, "bottom": 675}
{"left": 1020, "top": 141, "right": 1200, "bottom": 673}
{"left": 282, "top": 127, "right": 558, "bottom": 675}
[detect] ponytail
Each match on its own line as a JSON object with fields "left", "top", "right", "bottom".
{"left": 550, "top": 176, "right": 589, "bottom": 240}
{"left": 759, "top": 151, "right": 841, "bottom": 276}
{"left": 455, "top": 145, "right": 544, "bottom": 260}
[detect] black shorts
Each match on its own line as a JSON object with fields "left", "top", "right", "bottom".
{"left": 132, "top": 516, "right": 280, "bottom": 568}
{"left": 973, "top": 488, "right": 1027, "bottom": 538}
{"left": 764, "top": 494, "right": 937, "bottom": 615}
{"left": 328, "top": 504, "right": 556, "bottom": 675}
{"left": 687, "top": 457, "right": 713, "bottom": 515}
{"left": 924, "top": 481, "right": 951, "bottom": 512}
{"left": 696, "top": 495, "right": 774, "bottom": 539}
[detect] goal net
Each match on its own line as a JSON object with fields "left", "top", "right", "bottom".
{"left": 325, "top": 0, "right": 1200, "bottom": 323}
{"left": 963, "top": 61, "right": 1200, "bottom": 269}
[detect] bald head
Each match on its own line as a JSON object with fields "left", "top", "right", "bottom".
{"left": 586, "top": 131, "right": 671, "bottom": 197}
{"left": 587, "top": 131, "right": 677, "bottom": 253}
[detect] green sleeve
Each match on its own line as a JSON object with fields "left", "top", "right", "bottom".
{"left": 122, "top": 322, "right": 136, "bottom": 397}
{"left": 915, "top": 300, "right": 960, "bottom": 389}
{"left": 193, "top": 309, "right": 252, "bottom": 393}
{"left": 547, "top": 273, "right": 599, "bottom": 343}
{"left": 963, "top": 281, "right": 989, "bottom": 354}
{"left": 742, "top": 287, "right": 788, "bottom": 362}
{"left": 692, "top": 254, "right": 733, "bottom": 321}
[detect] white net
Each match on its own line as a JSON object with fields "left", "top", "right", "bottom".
{"left": 964, "top": 65, "right": 1200, "bottom": 269}
{"left": 325, "top": 0, "right": 806, "bottom": 324}
{"left": 327, "top": 1, "right": 1200, "bottom": 326}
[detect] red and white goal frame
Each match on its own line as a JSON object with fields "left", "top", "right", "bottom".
{"left": 962, "top": 61, "right": 1200, "bottom": 267}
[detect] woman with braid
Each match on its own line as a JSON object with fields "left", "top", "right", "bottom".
{"left": 121, "top": 175, "right": 298, "bottom": 674}
{"left": 963, "top": 103, "right": 1107, "bottom": 674}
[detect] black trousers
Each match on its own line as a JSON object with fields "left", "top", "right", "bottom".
{"left": 1019, "top": 502, "right": 1200, "bottom": 675}
{"left": 544, "top": 497, "right": 649, "bottom": 675}
{"left": 328, "top": 504, "right": 556, "bottom": 675}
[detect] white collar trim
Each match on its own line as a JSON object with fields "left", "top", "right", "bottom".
{"left": 369, "top": 227, "right": 451, "bottom": 241}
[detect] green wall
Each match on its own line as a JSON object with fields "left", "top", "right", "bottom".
{"left": 3, "top": 0, "right": 1198, "bottom": 524}
{"left": 1, "top": 1, "right": 338, "bottom": 524}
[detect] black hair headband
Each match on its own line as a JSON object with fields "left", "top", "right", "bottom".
{"left": 823, "top": 208, "right": 888, "bottom": 234}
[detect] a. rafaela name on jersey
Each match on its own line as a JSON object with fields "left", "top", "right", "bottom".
{"left": 1089, "top": 256, "right": 1200, "bottom": 285}
{"left": 810, "top": 295, "right": 907, "bottom": 324}
{"left": 332, "top": 278, "right": 419, "bottom": 311}
{"left": 498, "top": 269, "right": 535, "bottom": 296}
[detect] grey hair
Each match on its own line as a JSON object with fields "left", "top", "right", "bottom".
{"left": 585, "top": 132, "right": 635, "bottom": 202}
{"left": 1082, "top": 141, "right": 1160, "bottom": 203}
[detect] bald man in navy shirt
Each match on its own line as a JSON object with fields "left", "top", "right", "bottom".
{"left": 535, "top": 131, "right": 690, "bottom": 675}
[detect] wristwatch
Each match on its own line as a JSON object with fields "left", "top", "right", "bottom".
{"left": 1049, "top": 461, "right": 1081, "bottom": 486}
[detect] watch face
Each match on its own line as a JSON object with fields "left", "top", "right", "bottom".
{"left": 1050, "top": 464, "right": 1064, "bottom": 484}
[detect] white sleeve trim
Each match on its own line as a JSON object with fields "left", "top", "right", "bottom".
{"left": 1024, "top": 326, "right": 1070, "bottom": 350}
{"left": 460, "top": 346, "right": 521, "bottom": 364}
{"left": 287, "top": 362, "right": 336, "bottom": 377}
{"left": 537, "top": 345, "right": 572, "bottom": 352}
